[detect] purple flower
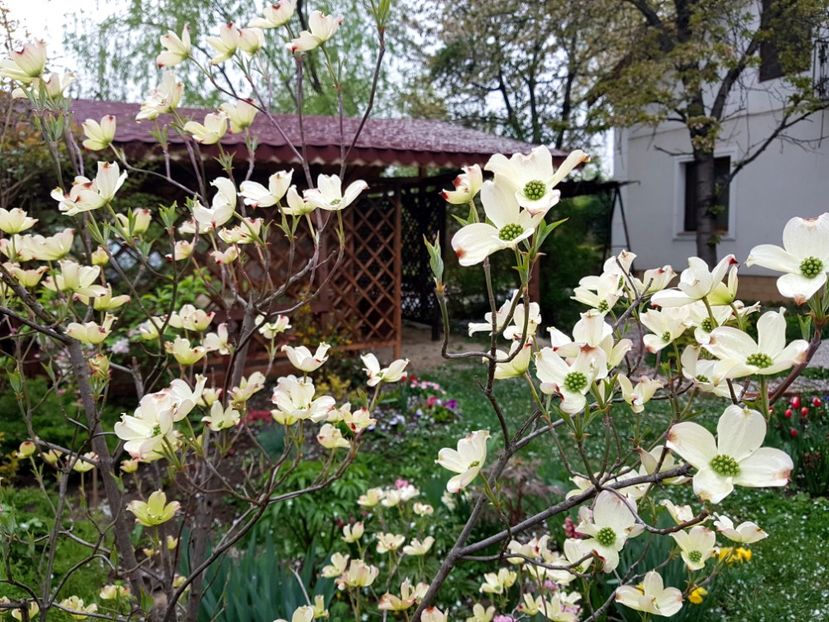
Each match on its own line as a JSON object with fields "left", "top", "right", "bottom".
{"left": 494, "top": 616, "right": 516, "bottom": 622}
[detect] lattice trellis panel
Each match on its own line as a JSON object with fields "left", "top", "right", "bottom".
{"left": 328, "top": 191, "right": 401, "bottom": 351}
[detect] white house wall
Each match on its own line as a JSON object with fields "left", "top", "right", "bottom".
{"left": 611, "top": 107, "right": 829, "bottom": 275}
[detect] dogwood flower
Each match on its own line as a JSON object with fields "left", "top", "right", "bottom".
{"left": 99, "top": 584, "right": 130, "bottom": 600}
{"left": 168, "top": 304, "right": 215, "bottom": 331}
{"left": 403, "top": 536, "right": 434, "bottom": 556}
{"left": 746, "top": 213, "right": 829, "bottom": 304}
{"left": 671, "top": 525, "right": 715, "bottom": 570}
{"left": 127, "top": 490, "right": 180, "bottom": 526}
{"left": 257, "top": 314, "right": 291, "bottom": 338}
{"left": 1, "top": 40, "right": 46, "bottom": 83}
{"left": 203, "top": 323, "right": 231, "bottom": 354}
{"left": 667, "top": 404, "right": 794, "bottom": 502}
{"left": 361, "top": 353, "right": 408, "bottom": 386}
{"left": 320, "top": 552, "right": 349, "bottom": 578}
{"left": 270, "top": 375, "right": 334, "bottom": 425}
{"left": 466, "top": 603, "right": 495, "bottom": 622}
{"left": 183, "top": 112, "right": 228, "bottom": 145}
{"left": 81, "top": 115, "right": 116, "bottom": 150}
{"left": 339, "top": 559, "right": 379, "bottom": 588}
{"left": 6, "top": 263, "right": 46, "bottom": 288}
{"left": 479, "top": 567, "right": 517, "bottom": 594}
{"left": 210, "top": 246, "right": 239, "bottom": 264}
{"left": 641, "top": 307, "right": 688, "bottom": 353}
{"left": 207, "top": 23, "right": 242, "bottom": 63}
{"left": 485, "top": 146, "right": 588, "bottom": 216}
{"left": 422, "top": 608, "right": 448, "bottom": 622}
{"left": 577, "top": 491, "right": 643, "bottom": 572}
{"left": 451, "top": 180, "right": 542, "bottom": 266}
{"left": 704, "top": 309, "right": 809, "bottom": 378}
{"left": 43, "top": 260, "right": 107, "bottom": 300}
{"left": 250, "top": 0, "right": 296, "bottom": 28}
{"left": 441, "top": 164, "right": 483, "bottom": 204}
{"left": 220, "top": 99, "right": 258, "bottom": 133}
{"left": 538, "top": 592, "right": 582, "bottom": 622}
{"left": 357, "top": 487, "right": 384, "bottom": 507}
{"left": 115, "top": 208, "right": 152, "bottom": 237}
{"left": 201, "top": 402, "right": 240, "bottom": 431}
{"left": 282, "top": 342, "right": 330, "bottom": 372}
{"left": 376, "top": 532, "right": 405, "bottom": 554}
{"left": 167, "top": 240, "right": 194, "bottom": 261}
{"left": 342, "top": 406, "right": 376, "bottom": 433}
{"left": 157, "top": 25, "right": 191, "bottom": 67}
{"left": 651, "top": 255, "right": 738, "bottom": 307}
{"left": 342, "top": 522, "right": 364, "bottom": 543}
{"left": 713, "top": 515, "right": 768, "bottom": 544}
{"left": 165, "top": 336, "right": 206, "bottom": 365}
{"left": 72, "top": 452, "right": 97, "bottom": 473}
{"left": 615, "top": 571, "right": 683, "bottom": 617}
{"left": 379, "top": 578, "right": 424, "bottom": 612}
{"left": 0, "top": 207, "right": 37, "bottom": 234}
{"left": 59, "top": 596, "right": 98, "bottom": 620}
{"left": 274, "top": 606, "right": 313, "bottom": 622}
{"left": 317, "top": 423, "right": 350, "bottom": 449}
{"left": 436, "top": 429, "right": 489, "bottom": 493}
{"left": 51, "top": 162, "right": 127, "bottom": 215}
{"left": 240, "top": 170, "right": 292, "bottom": 208}
{"left": 493, "top": 339, "right": 533, "bottom": 379}
{"left": 683, "top": 301, "right": 733, "bottom": 345}
{"left": 229, "top": 372, "right": 266, "bottom": 406}
{"left": 618, "top": 375, "right": 662, "bottom": 413}
{"left": 680, "top": 346, "right": 731, "bottom": 397}
{"left": 660, "top": 499, "right": 695, "bottom": 524}
{"left": 288, "top": 10, "right": 343, "bottom": 53}
{"left": 192, "top": 177, "right": 237, "bottom": 230}
{"left": 136, "top": 71, "right": 183, "bottom": 120}
{"left": 304, "top": 174, "right": 368, "bottom": 211}
{"left": 572, "top": 272, "right": 623, "bottom": 314}
{"left": 66, "top": 315, "right": 115, "bottom": 345}
{"left": 535, "top": 346, "right": 606, "bottom": 414}
{"left": 282, "top": 185, "right": 314, "bottom": 215}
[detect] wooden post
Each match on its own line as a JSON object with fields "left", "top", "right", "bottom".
{"left": 393, "top": 185, "right": 403, "bottom": 358}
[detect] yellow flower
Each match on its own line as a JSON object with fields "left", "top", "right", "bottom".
{"left": 689, "top": 586, "right": 708, "bottom": 605}
{"left": 127, "top": 490, "right": 180, "bottom": 527}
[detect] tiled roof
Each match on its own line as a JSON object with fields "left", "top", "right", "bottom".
{"left": 70, "top": 99, "right": 563, "bottom": 169}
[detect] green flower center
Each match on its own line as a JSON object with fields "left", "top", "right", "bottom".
{"left": 152, "top": 425, "right": 162, "bottom": 437}
{"left": 498, "top": 223, "right": 524, "bottom": 242}
{"left": 710, "top": 454, "right": 740, "bottom": 477}
{"left": 688, "top": 550, "right": 703, "bottom": 563}
{"left": 564, "top": 371, "right": 588, "bottom": 393}
{"left": 522, "top": 179, "right": 547, "bottom": 201}
{"left": 661, "top": 331, "right": 672, "bottom": 343}
{"left": 598, "top": 300, "right": 610, "bottom": 313}
{"left": 695, "top": 374, "right": 710, "bottom": 383}
{"left": 800, "top": 256, "right": 824, "bottom": 279}
{"left": 330, "top": 198, "right": 341, "bottom": 206}
{"left": 700, "top": 317, "right": 717, "bottom": 333}
{"left": 596, "top": 526, "right": 616, "bottom": 547}
{"left": 746, "top": 353, "right": 773, "bottom": 368}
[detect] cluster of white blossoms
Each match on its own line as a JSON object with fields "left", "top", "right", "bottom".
{"left": 430, "top": 145, "right": 822, "bottom": 618}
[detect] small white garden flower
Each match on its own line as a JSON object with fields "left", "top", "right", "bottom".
{"left": 441, "top": 164, "right": 483, "bottom": 204}
{"left": 183, "top": 112, "right": 228, "bottom": 145}
{"left": 572, "top": 272, "right": 623, "bottom": 315}
{"left": 66, "top": 315, "right": 115, "bottom": 345}
{"left": 270, "top": 375, "right": 334, "bottom": 425}
{"left": 341, "top": 522, "right": 364, "bottom": 543}
{"left": 376, "top": 532, "right": 405, "bottom": 554}
{"left": 615, "top": 570, "right": 683, "bottom": 617}
{"left": 577, "top": 490, "right": 643, "bottom": 572}
{"left": 250, "top": 0, "right": 296, "bottom": 28}
{"left": 317, "top": 423, "right": 350, "bottom": 449}
{"left": 361, "top": 353, "right": 409, "bottom": 386}
{"left": 1, "top": 40, "right": 47, "bottom": 83}
{"left": 207, "top": 23, "right": 241, "bottom": 63}
{"left": 436, "top": 429, "right": 490, "bottom": 493}
{"left": 746, "top": 213, "right": 829, "bottom": 304}
{"left": 282, "top": 343, "right": 330, "bottom": 372}
{"left": 304, "top": 174, "right": 368, "bottom": 211}
{"left": 287, "top": 10, "right": 343, "bottom": 53}
{"left": 652, "top": 255, "right": 738, "bottom": 307}
{"left": 485, "top": 146, "right": 587, "bottom": 215}
{"left": 240, "top": 170, "right": 293, "bottom": 207}
{"left": 0, "top": 207, "right": 37, "bottom": 234}
{"left": 704, "top": 309, "right": 809, "bottom": 378}
{"left": 617, "top": 374, "right": 662, "bottom": 413}
{"left": 640, "top": 307, "right": 688, "bottom": 353}
{"left": 403, "top": 536, "right": 434, "bottom": 556}
{"left": 451, "top": 180, "right": 542, "bottom": 266}
{"left": 201, "top": 402, "right": 240, "bottom": 432}
{"left": 157, "top": 25, "right": 191, "bottom": 67}
{"left": 713, "top": 515, "right": 768, "bottom": 544}
{"left": 667, "top": 404, "right": 793, "bottom": 503}
{"left": 81, "top": 115, "right": 116, "bottom": 151}
{"left": 136, "top": 71, "right": 183, "bottom": 120}
{"left": 671, "top": 525, "right": 715, "bottom": 571}
{"left": 535, "top": 346, "right": 607, "bottom": 414}
{"left": 220, "top": 99, "right": 258, "bottom": 133}
{"left": 479, "top": 568, "right": 517, "bottom": 595}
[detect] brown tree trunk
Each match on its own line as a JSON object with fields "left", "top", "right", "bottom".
{"left": 692, "top": 149, "right": 718, "bottom": 265}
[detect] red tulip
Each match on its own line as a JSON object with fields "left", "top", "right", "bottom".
{"left": 801, "top": 407, "right": 810, "bottom": 418}
{"left": 784, "top": 409, "right": 793, "bottom": 419}
{"left": 812, "top": 397, "right": 822, "bottom": 408}
{"left": 790, "top": 428, "right": 799, "bottom": 438}
{"left": 791, "top": 396, "right": 801, "bottom": 409}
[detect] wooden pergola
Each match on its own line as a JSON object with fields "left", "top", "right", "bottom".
{"left": 71, "top": 100, "right": 564, "bottom": 362}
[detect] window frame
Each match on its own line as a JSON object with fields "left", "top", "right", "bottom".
{"left": 673, "top": 152, "right": 737, "bottom": 241}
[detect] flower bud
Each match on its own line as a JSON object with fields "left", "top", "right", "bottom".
{"left": 17, "top": 440, "right": 36, "bottom": 458}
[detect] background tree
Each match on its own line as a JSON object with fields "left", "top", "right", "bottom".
{"left": 594, "top": 0, "right": 829, "bottom": 263}
{"left": 400, "top": 0, "right": 630, "bottom": 152}
{"left": 63, "top": 0, "right": 395, "bottom": 115}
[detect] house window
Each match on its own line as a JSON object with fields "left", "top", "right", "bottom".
{"left": 683, "top": 156, "right": 731, "bottom": 234}
{"left": 760, "top": 0, "right": 812, "bottom": 82}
